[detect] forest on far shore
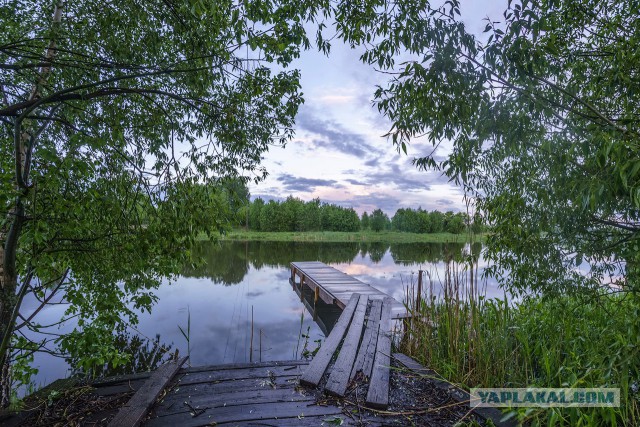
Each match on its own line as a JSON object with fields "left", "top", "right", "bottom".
{"left": 238, "top": 196, "right": 482, "bottom": 234}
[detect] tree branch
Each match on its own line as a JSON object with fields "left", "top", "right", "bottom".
{"left": 15, "top": 268, "right": 69, "bottom": 331}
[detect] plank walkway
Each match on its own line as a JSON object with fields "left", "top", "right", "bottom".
{"left": 290, "top": 261, "right": 408, "bottom": 319}
{"left": 300, "top": 293, "right": 395, "bottom": 409}
{"left": 2, "top": 263, "right": 517, "bottom": 427}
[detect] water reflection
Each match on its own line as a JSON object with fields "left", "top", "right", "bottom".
{"left": 30, "top": 240, "right": 496, "bottom": 389}
{"left": 182, "top": 240, "right": 468, "bottom": 283}
{"left": 67, "top": 331, "right": 177, "bottom": 377}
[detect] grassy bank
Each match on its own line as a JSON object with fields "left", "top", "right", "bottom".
{"left": 401, "top": 270, "right": 640, "bottom": 426}
{"left": 209, "top": 229, "right": 480, "bottom": 243}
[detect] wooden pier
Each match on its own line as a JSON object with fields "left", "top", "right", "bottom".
{"left": 2, "top": 263, "right": 516, "bottom": 427}
{"left": 290, "top": 261, "right": 409, "bottom": 319}
{"left": 300, "top": 293, "right": 394, "bottom": 408}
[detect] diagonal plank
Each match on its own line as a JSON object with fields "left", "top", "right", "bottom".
{"left": 325, "top": 295, "right": 369, "bottom": 396}
{"left": 300, "top": 294, "right": 360, "bottom": 387}
{"left": 108, "top": 356, "right": 187, "bottom": 427}
{"left": 350, "top": 298, "right": 383, "bottom": 381}
{"left": 365, "top": 297, "right": 393, "bottom": 409}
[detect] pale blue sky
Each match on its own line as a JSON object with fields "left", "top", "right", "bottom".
{"left": 250, "top": 2, "right": 506, "bottom": 216}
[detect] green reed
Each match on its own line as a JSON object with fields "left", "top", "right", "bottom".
{"left": 401, "top": 262, "right": 639, "bottom": 426}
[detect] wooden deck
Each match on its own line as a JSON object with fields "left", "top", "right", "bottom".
{"left": 143, "top": 360, "right": 360, "bottom": 426}
{"left": 290, "top": 261, "right": 408, "bottom": 319}
{"left": 1, "top": 264, "right": 517, "bottom": 427}
{"left": 3, "top": 296, "right": 515, "bottom": 427}
{"left": 300, "top": 293, "right": 395, "bottom": 409}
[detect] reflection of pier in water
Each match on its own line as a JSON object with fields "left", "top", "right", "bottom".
{"left": 289, "top": 274, "right": 344, "bottom": 336}
{"left": 289, "top": 261, "right": 409, "bottom": 336}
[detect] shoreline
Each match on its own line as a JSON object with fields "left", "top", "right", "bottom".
{"left": 207, "top": 230, "right": 484, "bottom": 243}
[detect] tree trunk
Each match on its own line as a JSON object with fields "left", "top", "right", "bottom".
{"left": 0, "top": 201, "right": 24, "bottom": 406}
{"left": 0, "top": 3, "right": 64, "bottom": 405}
{"left": 0, "top": 277, "right": 16, "bottom": 407}
{"left": 0, "top": 231, "right": 10, "bottom": 407}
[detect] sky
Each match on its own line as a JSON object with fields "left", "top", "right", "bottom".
{"left": 250, "top": 2, "right": 506, "bottom": 216}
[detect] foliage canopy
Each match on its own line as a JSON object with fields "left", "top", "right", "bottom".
{"left": 0, "top": 0, "right": 328, "bottom": 399}
{"left": 343, "top": 0, "right": 640, "bottom": 296}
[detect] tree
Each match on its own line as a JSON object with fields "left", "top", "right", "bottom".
{"left": 221, "top": 178, "right": 250, "bottom": 227}
{"left": 0, "top": 0, "right": 328, "bottom": 402}
{"left": 444, "top": 212, "right": 465, "bottom": 234}
{"left": 343, "top": 0, "right": 640, "bottom": 297}
{"left": 370, "top": 209, "right": 389, "bottom": 232}
{"left": 302, "top": 198, "right": 321, "bottom": 231}
{"left": 361, "top": 211, "right": 370, "bottom": 230}
{"left": 249, "top": 198, "right": 265, "bottom": 231}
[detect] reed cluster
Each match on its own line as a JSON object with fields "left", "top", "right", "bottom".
{"left": 401, "top": 262, "right": 640, "bottom": 426}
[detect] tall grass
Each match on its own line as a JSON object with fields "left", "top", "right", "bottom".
{"left": 401, "top": 261, "right": 640, "bottom": 426}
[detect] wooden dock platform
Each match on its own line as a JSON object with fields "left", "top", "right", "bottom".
{"left": 290, "top": 261, "right": 408, "bottom": 319}
{"left": 1, "top": 307, "right": 514, "bottom": 427}
{"left": 300, "top": 293, "right": 394, "bottom": 409}
{"left": 1, "top": 266, "right": 516, "bottom": 427}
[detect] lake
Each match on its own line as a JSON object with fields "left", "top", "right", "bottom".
{"left": 27, "top": 240, "right": 500, "bottom": 389}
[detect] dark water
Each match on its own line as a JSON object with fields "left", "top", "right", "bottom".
{"left": 28, "top": 240, "right": 498, "bottom": 388}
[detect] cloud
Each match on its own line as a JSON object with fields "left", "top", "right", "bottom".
{"left": 364, "top": 158, "right": 379, "bottom": 167}
{"left": 436, "top": 199, "right": 454, "bottom": 206}
{"left": 323, "top": 193, "right": 401, "bottom": 216}
{"left": 363, "top": 163, "right": 431, "bottom": 192}
{"left": 296, "top": 108, "right": 381, "bottom": 159}
{"left": 317, "top": 94, "right": 356, "bottom": 104}
{"left": 277, "top": 173, "right": 341, "bottom": 193}
{"left": 344, "top": 178, "right": 368, "bottom": 186}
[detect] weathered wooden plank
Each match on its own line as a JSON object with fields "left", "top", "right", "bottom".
{"left": 300, "top": 294, "right": 360, "bottom": 387}
{"left": 325, "top": 295, "right": 369, "bottom": 396}
{"left": 321, "top": 284, "right": 374, "bottom": 289}
{"left": 177, "top": 364, "right": 305, "bottom": 386}
{"left": 92, "top": 371, "right": 152, "bottom": 387}
{"left": 154, "top": 384, "right": 311, "bottom": 418}
{"left": 351, "top": 298, "right": 383, "bottom": 381}
{"left": 330, "top": 290, "right": 384, "bottom": 297}
{"left": 181, "top": 360, "right": 306, "bottom": 374}
{"left": 392, "top": 353, "right": 516, "bottom": 427}
{"left": 305, "top": 272, "right": 351, "bottom": 276}
{"left": 237, "top": 415, "right": 385, "bottom": 427}
{"left": 308, "top": 280, "right": 362, "bottom": 284}
{"left": 93, "top": 379, "right": 147, "bottom": 396}
{"left": 292, "top": 261, "right": 326, "bottom": 264}
{"left": 365, "top": 298, "right": 393, "bottom": 409}
{"left": 157, "top": 375, "right": 300, "bottom": 407}
{"left": 108, "top": 356, "right": 187, "bottom": 427}
{"left": 145, "top": 400, "right": 345, "bottom": 427}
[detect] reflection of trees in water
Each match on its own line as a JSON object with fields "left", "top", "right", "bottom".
{"left": 249, "top": 241, "right": 361, "bottom": 268}
{"left": 182, "top": 241, "right": 250, "bottom": 284}
{"left": 389, "top": 242, "right": 466, "bottom": 266}
{"left": 470, "top": 242, "right": 482, "bottom": 259}
{"left": 181, "top": 241, "right": 474, "bottom": 284}
{"left": 68, "top": 332, "right": 176, "bottom": 378}
{"left": 361, "top": 242, "right": 389, "bottom": 263}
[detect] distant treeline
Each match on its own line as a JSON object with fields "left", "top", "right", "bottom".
{"left": 249, "top": 197, "right": 360, "bottom": 232}
{"left": 241, "top": 196, "right": 482, "bottom": 234}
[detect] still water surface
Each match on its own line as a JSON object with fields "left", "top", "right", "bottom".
{"left": 29, "top": 240, "right": 499, "bottom": 388}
